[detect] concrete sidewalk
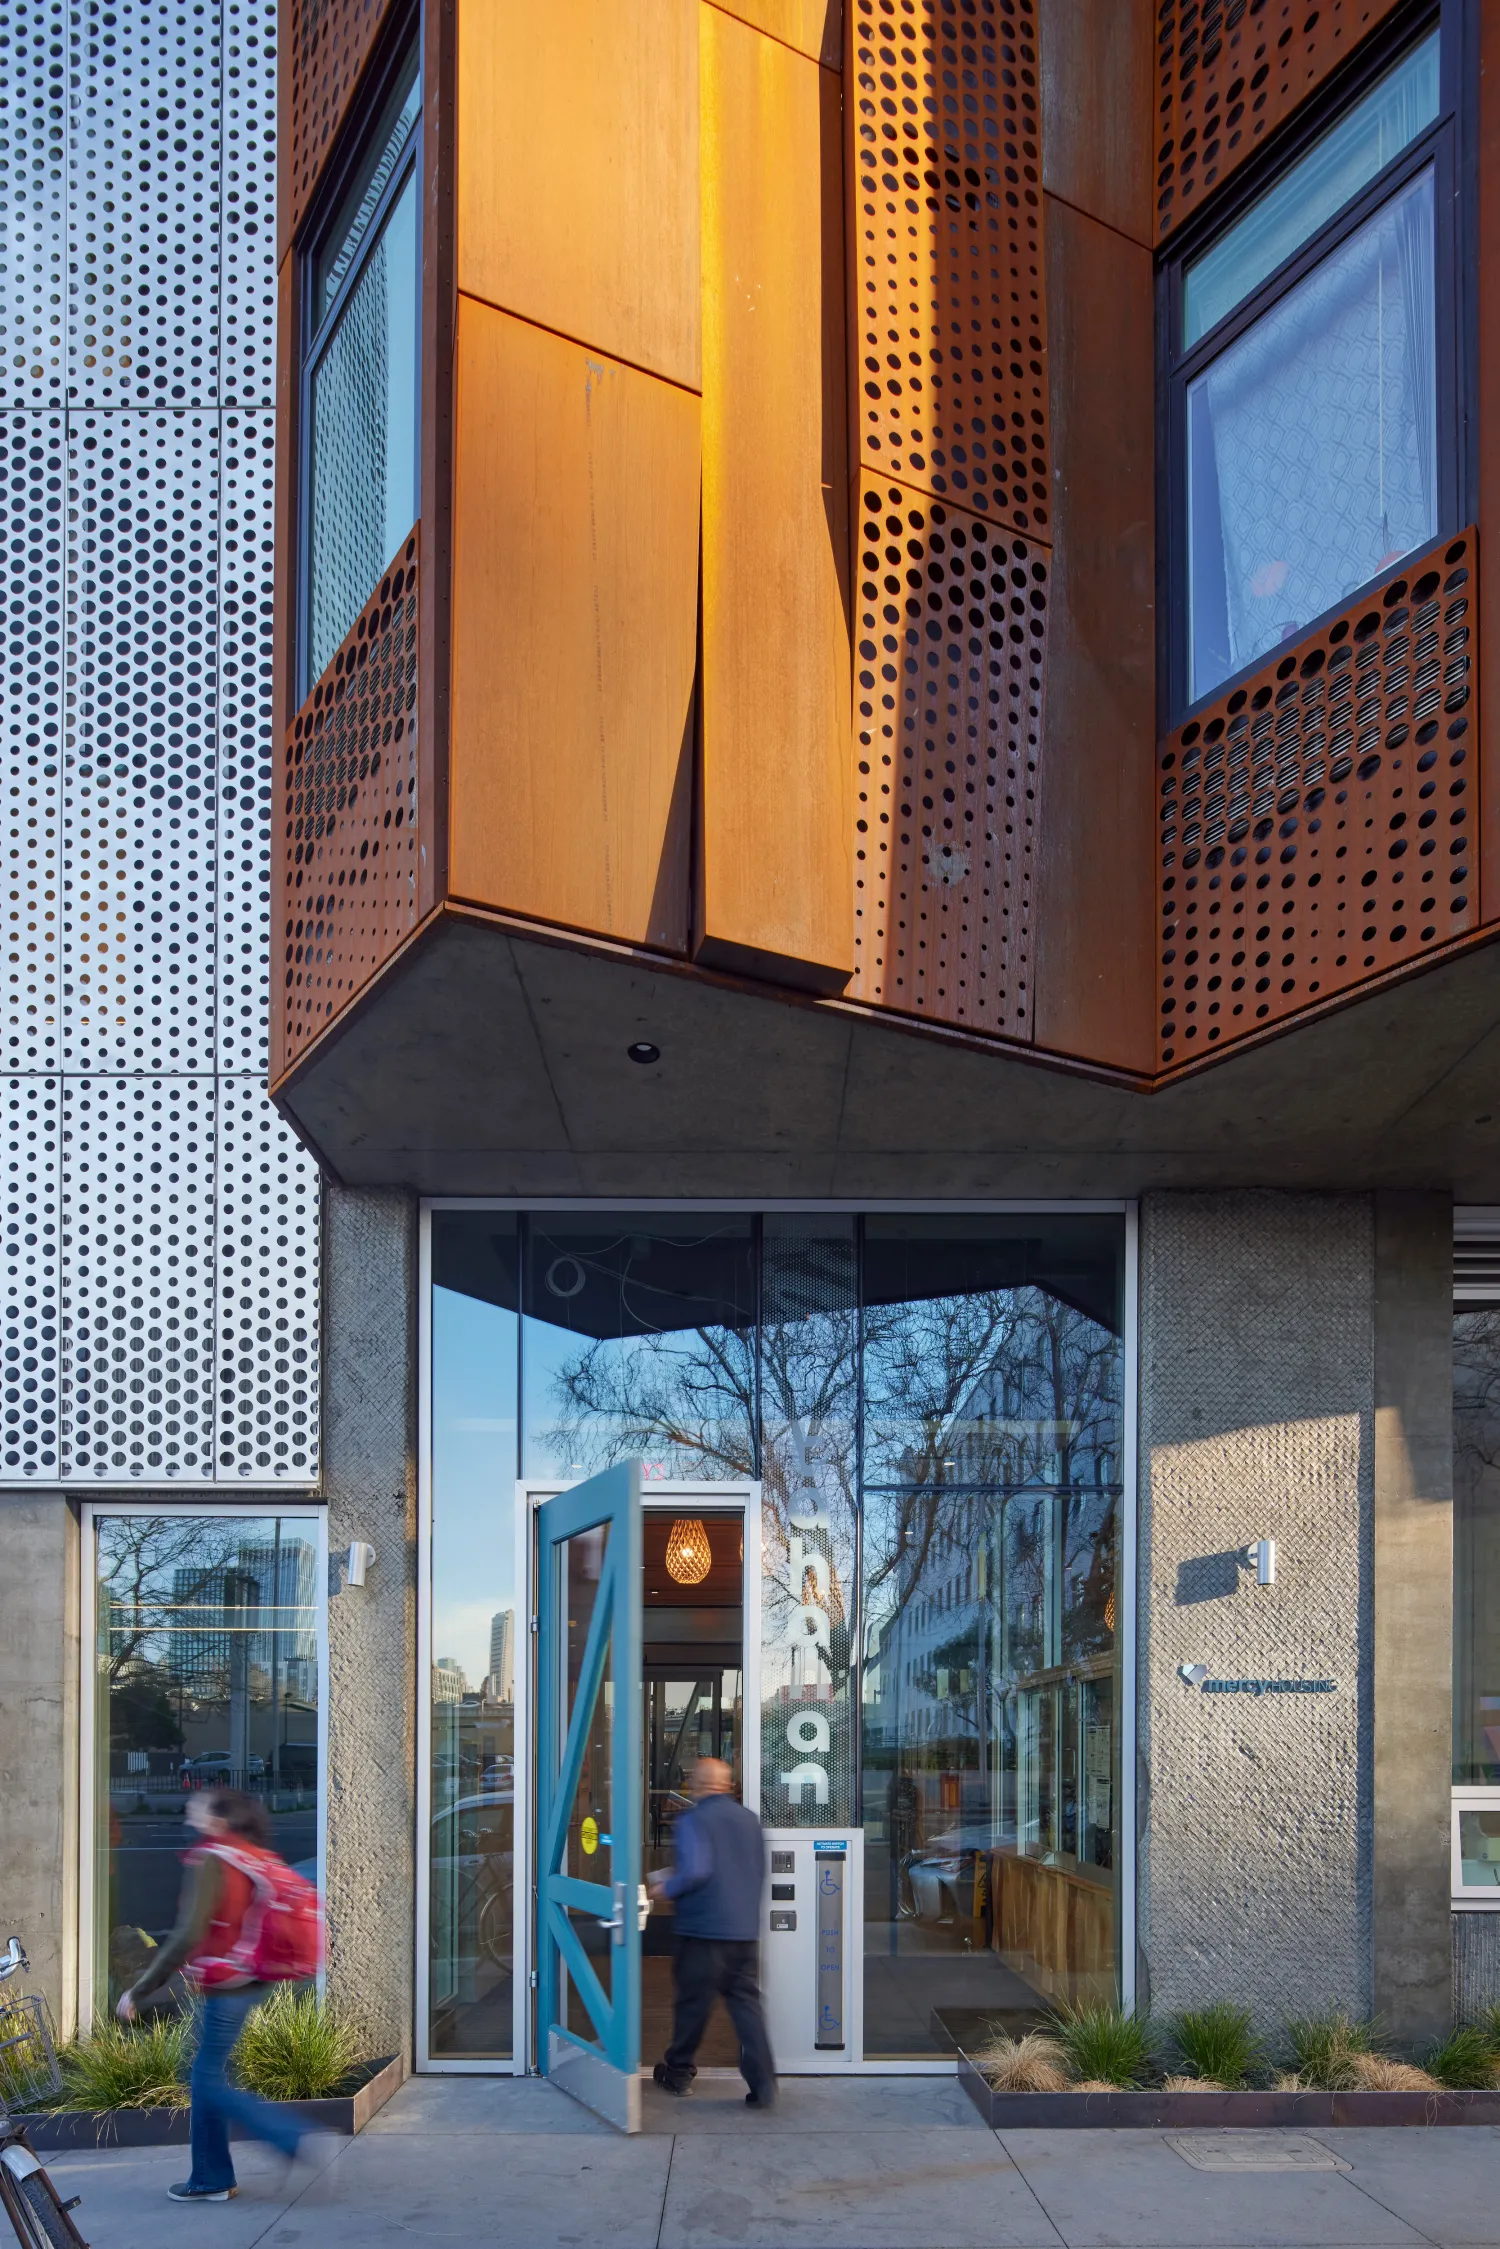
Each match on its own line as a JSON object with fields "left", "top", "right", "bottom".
{"left": 38, "top": 2075, "right": 1500, "bottom": 2249}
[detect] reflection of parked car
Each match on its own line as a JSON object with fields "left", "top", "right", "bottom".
{"left": 180, "top": 1754, "right": 265, "bottom": 1788}
{"left": 902, "top": 1825, "right": 997, "bottom": 1923}
{"left": 430, "top": 1791, "right": 514, "bottom": 1965}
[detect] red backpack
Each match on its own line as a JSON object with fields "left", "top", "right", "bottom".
{"left": 195, "top": 1841, "right": 324, "bottom": 1984}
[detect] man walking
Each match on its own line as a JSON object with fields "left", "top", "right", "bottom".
{"left": 649, "top": 1756, "right": 776, "bottom": 2107}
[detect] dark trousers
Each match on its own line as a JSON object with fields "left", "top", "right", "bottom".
{"left": 663, "top": 1936, "right": 775, "bottom": 2099}
{"left": 187, "top": 1987, "right": 303, "bottom": 2191}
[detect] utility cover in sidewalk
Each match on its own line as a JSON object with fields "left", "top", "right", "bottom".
{"left": 1166, "top": 2134, "right": 1351, "bottom": 2172}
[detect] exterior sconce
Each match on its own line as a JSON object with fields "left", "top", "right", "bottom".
{"left": 345, "top": 1540, "right": 377, "bottom": 1590}
{"left": 1252, "top": 1537, "right": 1276, "bottom": 1588}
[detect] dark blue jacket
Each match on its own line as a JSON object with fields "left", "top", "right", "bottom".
{"left": 662, "top": 1792, "right": 764, "bottom": 1941}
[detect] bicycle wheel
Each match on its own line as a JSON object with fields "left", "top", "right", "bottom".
{"left": 0, "top": 2161, "right": 82, "bottom": 2249}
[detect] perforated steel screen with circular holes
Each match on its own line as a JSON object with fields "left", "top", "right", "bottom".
{"left": 0, "top": 0, "right": 320, "bottom": 1485}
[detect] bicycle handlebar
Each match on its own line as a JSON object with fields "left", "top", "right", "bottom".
{"left": 0, "top": 1939, "right": 27, "bottom": 1983}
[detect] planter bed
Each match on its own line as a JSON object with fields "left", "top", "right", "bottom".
{"left": 958, "top": 2051, "right": 1500, "bottom": 2128}
{"left": 22, "top": 2053, "right": 404, "bottom": 2151}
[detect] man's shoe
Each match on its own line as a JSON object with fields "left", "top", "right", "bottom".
{"left": 652, "top": 2061, "right": 692, "bottom": 2096}
{"left": 745, "top": 2089, "right": 776, "bottom": 2109}
{"left": 167, "top": 2182, "right": 237, "bottom": 2201}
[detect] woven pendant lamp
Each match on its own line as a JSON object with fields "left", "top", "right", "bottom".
{"left": 665, "top": 1517, "right": 711, "bottom": 1586}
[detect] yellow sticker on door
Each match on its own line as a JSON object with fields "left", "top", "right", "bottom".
{"left": 581, "top": 1815, "right": 599, "bottom": 1856}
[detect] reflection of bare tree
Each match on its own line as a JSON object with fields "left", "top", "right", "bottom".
{"left": 1455, "top": 1311, "right": 1500, "bottom": 1482}
{"left": 98, "top": 1516, "right": 247, "bottom": 1680}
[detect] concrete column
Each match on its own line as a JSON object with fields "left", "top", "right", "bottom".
{"left": 1372, "top": 1191, "right": 1453, "bottom": 2042}
{"left": 1137, "top": 1191, "right": 1373, "bottom": 2026}
{"left": 0, "top": 1496, "right": 79, "bottom": 2035}
{"left": 322, "top": 1186, "right": 417, "bottom": 2064}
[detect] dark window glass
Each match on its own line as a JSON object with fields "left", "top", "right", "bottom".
{"left": 428, "top": 1212, "right": 519, "bottom": 2059}
{"left": 304, "top": 43, "right": 420, "bottom": 689}
{"left": 1454, "top": 1307, "right": 1500, "bottom": 1783}
{"left": 93, "top": 1515, "right": 321, "bottom": 2020}
{"left": 521, "top": 1214, "right": 755, "bottom": 1481}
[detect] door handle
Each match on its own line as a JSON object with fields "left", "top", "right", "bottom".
{"left": 598, "top": 1881, "right": 628, "bottom": 1945}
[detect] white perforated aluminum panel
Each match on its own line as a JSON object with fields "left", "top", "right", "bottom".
{"left": 67, "top": 2, "right": 222, "bottom": 408}
{"left": 0, "top": 1, "right": 321, "bottom": 1485}
{"left": 0, "top": 4, "right": 66, "bottom": 408}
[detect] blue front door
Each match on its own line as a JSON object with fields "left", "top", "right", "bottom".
{"left": 535, "top": 1463, "right": 643, "bottom": 2131}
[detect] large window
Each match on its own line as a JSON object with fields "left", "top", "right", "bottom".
{"left": 90, "top": 1512, "right": 323, "bottom": 2022}
{"left": 1166, "top": 18, "right": 1459, "bottom": 710}
{"left": 427, "top": 1208, "right": 1127, "bottom": 2062}
{"left": 302, "top": 37, "right": 421, "bottom": 693}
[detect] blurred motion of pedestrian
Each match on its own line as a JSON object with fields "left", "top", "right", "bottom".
{"left": 118, "top": 1786, "right": 322, "bottom": 2201}
{"left": 648, "top": 1756, "right": 776, "bottom": 2107}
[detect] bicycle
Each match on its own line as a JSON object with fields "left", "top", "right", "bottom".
{"left": 0, "top": 1939, "right": 87, "bottom": 2248}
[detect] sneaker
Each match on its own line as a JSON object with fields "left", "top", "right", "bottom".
{"left": 167, "top": 2182, "right": 237, "bottom": 2202}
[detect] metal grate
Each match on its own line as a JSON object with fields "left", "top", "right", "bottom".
{"left": 279, "top": 531, "right": 421, "bottom": 1074}
{"left": 850, "top": 0, "right": 1049, "bottom": 535}
{"left": 853, "top": 478, "right": 1043, "bottom": 1035}
{"left": 0, "top": 2, "right": 320, "bottom": 1483}
{"left": 1158, "top": 529, "right": 1477, "bottom": 1068}
{"left": 1153, "top": 0, "right": 1403, "bottom": 244}
{"left": 287, "top": 0, "right": 391, "bottom": 243}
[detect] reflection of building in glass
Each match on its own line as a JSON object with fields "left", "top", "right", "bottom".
{"left": 434, "top": 1656, "right": 467, "bottom": 1705}
{"left": 310, "top": 240, "right": 389, "bottom": 680}
{"left": 164, "top": 1537, "right": 319, "bottom": 1697}
{"left": 487, "top": 1610, "right": 514, "bottom": 1704}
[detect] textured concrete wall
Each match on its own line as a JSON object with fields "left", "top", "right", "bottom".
{"left": 1372, "top": 1193, "right": 1454, "bottom": 2042}
{"left": 322, "top": 1186, "right": 417, "bottom": 2062}
{"left": 1138, "top": 1193, "right": 1374, "bottom": 2026}
{"left": 0, "top": 1496, "right": 79, "bottom": 2033}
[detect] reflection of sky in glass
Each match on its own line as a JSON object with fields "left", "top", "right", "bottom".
{"left": 432, "top": 1285, "right": 517, "bottom": 1688}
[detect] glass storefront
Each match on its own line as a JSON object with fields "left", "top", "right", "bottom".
{"left": 1455, "top": 1306, "right": 1500, "bottom": 1783}
{"left": 91, "top": 1512, "right": 323, "bottom": 2020}
{"left": 427, "top": 1206, "right": 1128, "bottom": 2064}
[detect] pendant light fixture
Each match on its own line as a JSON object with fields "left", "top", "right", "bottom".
{"left": 665, "top": 1516, "right": 711, "bottom": 1586}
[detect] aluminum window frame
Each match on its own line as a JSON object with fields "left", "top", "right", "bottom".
{"left": 1157, "top": 1, "right": 1470, "bottom": 726}
{"left": 296, "top": 14, "right": 424, "bottom": 705}
{"left": 417, "top": 1197, "right": 1140, "bottom": 2073}
{"left": 77, "top": 1498, "right": 330, "bottom": 2035}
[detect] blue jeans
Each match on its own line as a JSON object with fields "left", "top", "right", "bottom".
{"left": 187, "top": 1987, "right": 302, "bottom": 2192}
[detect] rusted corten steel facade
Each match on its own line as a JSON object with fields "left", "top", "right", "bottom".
{"left": 269, "top": 0, "right": 1500, "bottom": 1175}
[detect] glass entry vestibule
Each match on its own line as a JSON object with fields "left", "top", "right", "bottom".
{"left": 421, "top": 1206, "right": 1132, "bottom": 2076}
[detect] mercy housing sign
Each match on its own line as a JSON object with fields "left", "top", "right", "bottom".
{"left": 1179, "top": 1664, "right": 1335, "bottom": 1697}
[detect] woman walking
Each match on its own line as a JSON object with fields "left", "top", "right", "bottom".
{"left": 118, "top": 1787, "right": 316, "bottom": 2202}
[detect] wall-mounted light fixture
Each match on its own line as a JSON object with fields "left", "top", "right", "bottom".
{"left": 1252, "top": 1537, "right": 1276, "bottom": 1588}
{"left": 345, "top": 1540, "right": 377, "bottom": 1590}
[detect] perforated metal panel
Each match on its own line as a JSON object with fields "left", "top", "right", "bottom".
{"left": 68, "top": 1, "right": 223, "bottom": 405}
{"left": 65, "top": 412, "right": 218, "bottom": 1073}
{"left": 61, "top": 1075, "right": 218, "bottom": 1480}
{"left": 0, "top": 4, "right": 66, "bottom": 408}
{"left": 0, "top": 1078, "right": 60, "bottom": 1479}
{"left": 0, "top": 412, "right": 63, "bottom": 1073}
{"left": 287, "top": 0, "right": 392, "bottom": 244}
{"left": 1153, "top": 0, "right": 1403, "bottom": 244}
{"left": 0, "top": 1, "right": 320, "bottom": 1484}
{"left": 1158, "top": 529, "right": 1477, "bottom": 1067}
{"left": 851, "top": 0, "right": 1049, "bottom": 535}
{"left": 853, "top": 478, "right": 1043, "bottom": 1034}
{"left": 279, "top": 533, "right": 421, "bottom": 1074}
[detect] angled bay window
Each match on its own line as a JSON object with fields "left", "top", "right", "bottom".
{"left": 1165, "top": 18, "right": 1461, "bottom": 711}
{"left": 301, "top": 36, "right": 421, "bottom": 694}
